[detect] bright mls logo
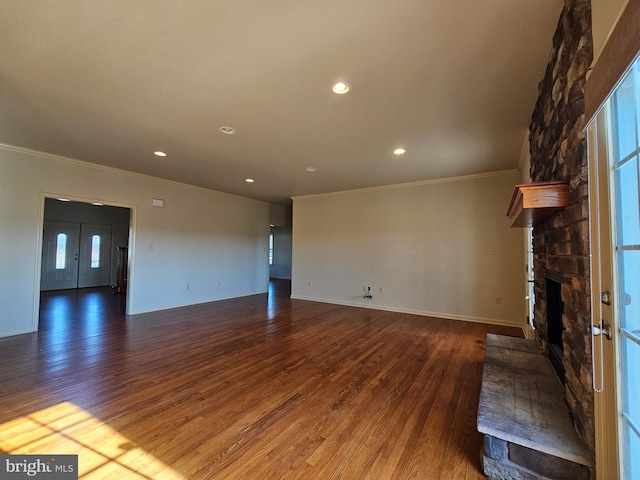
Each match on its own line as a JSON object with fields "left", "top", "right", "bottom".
{"left": 1, "top": 455, "right": 78, "bottom": 479}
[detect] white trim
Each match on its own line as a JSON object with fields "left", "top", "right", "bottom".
{"left": 35, "top": 192, "right": 139, "bottom": 321}
{"left": 31, "top": 193, "right": 45, "bottom": 333}
{"left": 291, "top": 169, "right": 519, "bottom": 201}
{"left": 290, "top": 295, "right": 524, "bottom": 328}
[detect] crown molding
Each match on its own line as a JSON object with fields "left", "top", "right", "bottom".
{"left": 291, "top": 169, "right": 519, "bottom": 201}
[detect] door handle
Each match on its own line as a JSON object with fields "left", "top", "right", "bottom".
{"left": 592, "top": 321, "right": 613, "bottom": 340}
{"left": 601, "top": 290, "right": 611, "bottom": 305}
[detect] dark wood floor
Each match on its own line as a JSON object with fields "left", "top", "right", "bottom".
{"left": 0, "top": 280, "right": 521, "bottom": 479}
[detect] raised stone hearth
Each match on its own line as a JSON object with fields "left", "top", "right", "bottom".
{"left": 478, "top": 334, "right": 593, "bottom": 480}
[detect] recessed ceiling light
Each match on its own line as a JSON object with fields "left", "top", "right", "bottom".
{"left": 220, "top": 126, "right": 237, "bottom": 135}
{"left": 306, "top": 166, "right": 317, "bottom": 172}
{"left": 332, "top": 81, "right": 351, "bottom": 94}
{"left": 394, "top": 148, "right": 406, "bottom": 155}
{"left": 245, "top": 178, "right": 254, "bottom": 183}
{"left": 57, "top": 198, "right": 70, "bottom": 202}
{"left": 154, "top": 151, "right": 167, "bottom": 157}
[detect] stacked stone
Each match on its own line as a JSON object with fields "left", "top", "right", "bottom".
{"left": 527, "top": 0, "right": 594, "bottom": 458}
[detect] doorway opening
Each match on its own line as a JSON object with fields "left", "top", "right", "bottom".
{"left": 39, "top": 197, "right": 132, "bottom": 329}
{"left": 269, "top": 225, "right": 292, "bottom": 281}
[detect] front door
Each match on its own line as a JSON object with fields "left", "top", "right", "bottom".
{"left": 589, "top": 56, "right": 640, "bottom": 480}
{"left": 78, "top": 224, "right": 112, "bottom": 288}
{"left": 41, "top": 221, "right": 112, "bottom": 291}
{"left": 41, "top": 221, "right": 80, "bottom": 291}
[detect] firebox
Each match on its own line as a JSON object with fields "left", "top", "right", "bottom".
{"left": 546, "top": 270, "right": 565, "bottom": 383}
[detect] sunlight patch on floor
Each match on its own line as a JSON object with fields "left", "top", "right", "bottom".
{"left": 0, "top": 402, "right": 183, "bottom": 479}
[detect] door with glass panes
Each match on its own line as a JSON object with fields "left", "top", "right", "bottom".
{"left": 41, "top": 222, "right": 112, "bottom": 291}
{"left": 589, "top": 56, "right": 640, "bottom": 480}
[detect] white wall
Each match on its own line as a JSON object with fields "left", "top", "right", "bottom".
{"left": 0, "top": 144, "right": 270, "bottom": 338}
{"left": 517, "top": 135, "right": 532, "bottom": 183}
{"left": 291, "top": 171, "right": 525, "bottom": 326}
{"left": 269, "top": 203, "right": 292, "bottom": 227}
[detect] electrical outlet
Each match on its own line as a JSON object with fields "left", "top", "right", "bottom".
{"left": 363, "top": 286, "right": 367, "bottom": 292}
{"left": 186, "top": 283, "right": 190, "bottom": 289}
{"left": 379, "top": 287, "right": 383, "bottom": 294}
{"left": 496, "top": 297, "right": 502, "bottom": 304}
{"left": 485, "top": 247, "right": 495, "bottom": 255}
{"left": 308, "top": 280, "right": 312, "bottom": 287}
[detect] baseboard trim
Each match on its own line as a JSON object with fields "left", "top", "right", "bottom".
{"left": 290, "top": 295, "right": 523, "bottom": 328}
{"left": 0, "top": 327, "right": 37, "bottom": 339}
{"left": 522, "top": 323, "right": 536, "bottom": 340}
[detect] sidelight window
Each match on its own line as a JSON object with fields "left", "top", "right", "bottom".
{"left": 269, "top": 233, "right": 274, "bottom": 266}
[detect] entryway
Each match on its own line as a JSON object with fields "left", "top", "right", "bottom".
{"left": 39, "top": 198, "right": 132, "bottom": 330}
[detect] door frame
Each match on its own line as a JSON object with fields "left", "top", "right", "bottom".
{"left": 588, "top": 110, "right": 621, "bottom": 480}
{"left": 33, "top": 193, "right": 138, "bottom": 330}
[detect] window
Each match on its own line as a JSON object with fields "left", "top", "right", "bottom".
{"left": 55, "top": 233, "right": 67, "bottom": 269}
{"left": 269, "top": 233, "right": 274, "bottom": 266}
{"left": 610, "top": 58, "right": 640, "bottom": 480}
{"left": 526, "top": 227, "right": 535, "bottom": 328}
{"left": 91, "top": 235, "right": 100, "bottom": 268}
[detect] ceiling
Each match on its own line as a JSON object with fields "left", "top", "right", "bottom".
{"left": 0, "top": 1, "right": 563, "bottom": 205}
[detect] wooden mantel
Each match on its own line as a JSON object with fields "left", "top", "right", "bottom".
{"left": 507, "top": 181, "right": 570, "bottom": 227}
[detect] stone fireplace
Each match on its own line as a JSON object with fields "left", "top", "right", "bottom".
{"left": 528, "top": 0, "right": 594, "bottom": 458}
{"left": 477, "top": 2, "right": 596, "bottom": 477}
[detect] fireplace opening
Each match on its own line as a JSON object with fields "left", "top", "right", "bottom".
{"left": 546, "top": 270, "right": 565, "bottom": 383}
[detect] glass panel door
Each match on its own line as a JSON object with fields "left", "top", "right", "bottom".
{"left": 610, "top": 57, "right": 640, "bottom": 480}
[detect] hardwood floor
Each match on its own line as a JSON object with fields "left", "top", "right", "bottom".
{"left": 0, "top": 281, "right": 521, "bottom": 479}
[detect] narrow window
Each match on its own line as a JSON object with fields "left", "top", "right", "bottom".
{"left": 269, "top": 233, "right": 274, "bottom": 266}
{"left": 610, "top": 60, "right": 640, "bottom": 479}
{"left": 91, "top": 235, "right": 101, "bottom": 268}
{"left": 55, "top": 233, "right": 67, "bottom": 269}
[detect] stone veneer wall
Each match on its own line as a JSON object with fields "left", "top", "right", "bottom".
{"left": 528, "top": 0, "right": 594, "bottom": 456}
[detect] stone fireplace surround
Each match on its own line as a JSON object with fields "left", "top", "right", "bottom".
{"left": 478, "top": 2, "right": 595, "bottom": 478}
{"left": 528, "top": 0, "right": 594, "bottom": 457}
{"left": 478, "top": 0, "right": 595, "bottom": 480}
